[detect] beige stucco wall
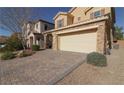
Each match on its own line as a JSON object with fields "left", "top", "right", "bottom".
{"left": 25, "top": 20, "right": 54, "bottom": 48}
{"left": 43, "top": 7, "right": 114, "bottom": 54}
{"left": 70, "top": 7, "right": 87, "bottom": 23}
{"left": 34, "top": 21, "right": 54, "bottom": 33}
{"left": 51, "top": 20, "right": 107, "bottom": 54}
{"left": 67, "top": 15, "right": 73, "bottom": 25}
{"left": 54, "top": 7, "right": 112, "bottom": 30}
{"left": 34, "top": 22, "right": 41, "bottom": 33}
{"left": 41, "top": 21, "right": 54, "bottom": 31}
{"left": 54, "top": 14, "right": 67, "bottom": 29}
{"left": 70, "top": 7, "right": 111, "bottom": 24}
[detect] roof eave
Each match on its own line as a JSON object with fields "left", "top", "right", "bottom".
{"left": 53, "top": 12, "right": 68, "bottom": 20}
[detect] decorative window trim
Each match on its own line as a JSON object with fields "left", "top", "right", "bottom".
{"left": 77, "top": 17, "right": 81, "bottom": 21}
{"left": 94, "top": 11, "right": 101, "bottom": 18}
{"left": 57, "top": 19, "right": 64, "bottom": 28}
{"left": 90, "top": 9, "right": 105, "bottom": 19}
{"left": 44, "top": 24, "right": 48, "bottom": 31}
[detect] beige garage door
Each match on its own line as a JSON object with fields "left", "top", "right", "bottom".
{"left": 58, "top": 31, "right": 97, "bottom": 53}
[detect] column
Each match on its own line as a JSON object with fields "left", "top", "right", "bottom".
{"left": 52, "top": 33, "right": 57, "bottom": 50}
{"left": 44, "top": 34, "right": 47, "bottom": 49}
{"left": 97, "top": 24, "right": 106, "bottom": 54}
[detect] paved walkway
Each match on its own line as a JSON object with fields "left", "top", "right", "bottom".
{"left": 57, "top": 47, "right": 124, "bottom": 84}
{"left": 0, "top": 49, "right": 86, "bottom": 85}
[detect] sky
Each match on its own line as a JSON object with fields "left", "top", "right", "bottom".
{"left": 115, "top": 7, "right": 124, "bottom": 30}
{"left": 0, "top": 7, "right": 123, "bottom": 36}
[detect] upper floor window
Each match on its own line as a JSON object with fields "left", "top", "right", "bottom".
{"left": 44, "top": 24, "right": 48, "bottom": 31}
{"left": 36, "top": 24, "right": 38, "bottom": 29}
{"left": 27, "top": 24, "right": 31, "bottom": 29}
{"left": 94, "top": 11, "right": 101, "bottom": 18}
{"left": 77, "top": 17, "right": 81, "bottom": 21}
{"left": 57, "top": 19, "right": 64, "bottom": 28}
{"left": 90, "top": 9, "right": 105, "bottom": 19}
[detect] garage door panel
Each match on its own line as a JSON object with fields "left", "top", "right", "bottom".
{"left": 59, "top": 31, "right": 97, "bottom": 53}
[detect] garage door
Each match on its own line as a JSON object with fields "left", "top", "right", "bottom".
{"left": 58, "top": 31, "right": 97, "bottom": 53}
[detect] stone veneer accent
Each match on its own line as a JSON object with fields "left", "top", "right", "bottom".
{"left": 52, "top": 32, "right": 58, "bottom": 50}
{"left": 96, "top": 22, "right": 106, "bottom": 54}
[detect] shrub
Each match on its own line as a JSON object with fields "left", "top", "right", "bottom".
{"left": 87, "top": 52, "right": 107, "bottom": 67}
{"left": 32, "top": 45, "right": 40, "bottom": 51}
{"left": 4, "top": 33, "right": 23, "bottom": 52}
{"left": 18, "top": 50, "right": 34, "bottom": 57}
{"left": 0, "top": 47, "right": 7, "bottom": 52}
{"left": 1, "top": 51, "right": 15, "bottom": 60}
{"left": 6, "top": 38, "right": 23, "bottom": 51}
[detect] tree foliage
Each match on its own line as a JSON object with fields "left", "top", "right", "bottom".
{"left": 0, "top": 8, "right": 32, "bottom": 33}
{"left": 5, "top": 33, "right": 23, "bottom": 51}
{"left": 0, "top": 8, "right": 38, "bottom": 49}
{"left": 115, "top": 25, "right": 124, "bottom": 40}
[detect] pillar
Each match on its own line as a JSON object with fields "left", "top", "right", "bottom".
{"left": 52, "top": 33, "right": 58, "bottom": 50}
{"left": 97, "top": 23, "right": 106, "bottom": 54}
{"left": 44, "top": 34, "right": 47, "bottom": 49}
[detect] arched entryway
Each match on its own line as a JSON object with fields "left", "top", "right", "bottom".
{"left": 35, "top": 34, "right": 44, "bottom": 48}
{"left": 46, "top": 34, "right": 53, "bottom": 49}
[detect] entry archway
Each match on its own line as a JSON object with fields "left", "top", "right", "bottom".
{"left": 46, "top": 34, "right": 53, "bottom": 49}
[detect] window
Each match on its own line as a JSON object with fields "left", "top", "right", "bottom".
{"left": 90, "top": 9, "right": 104, "bottom": 19}
{"left": 94, "top": 11, "right": 101, "bottom": 18}
{"left": 57, "top": 19, "right": 64, "bottom": 28}
{"left": 44, "top": 24, "right": 48, "bottom": 31}
{"left": 78, "top": 17, "right": 81, "bottom": 21}
{"left": 36, "top": 24, "right": 38, "bottom": 29}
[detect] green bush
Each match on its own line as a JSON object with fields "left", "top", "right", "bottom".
{"left": 1, "top": 33, "right": 23, "bottom": 52}
{"left": 87, "top": 52, "right": 107, "bottom": 67}
{"left": 0, "top": 47, "right": 7, "bottom": 52}
{"left": 1, "top": 51, "right": 15, "bottom": 60}
{"left": 5, "top": 37, "right": 23, "bottom": 51}
{"left": 18, "top": 50, "right": 34, "bottom": 58}
{"left": 32, "top": 45, "right": 40, "bottom": 51}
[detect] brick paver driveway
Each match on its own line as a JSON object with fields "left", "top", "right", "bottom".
{"left": 57, "top": 47, "right": 124, "bottom": 85}
{"left": 0, "top": 49, "right": 86, "bottom": 85}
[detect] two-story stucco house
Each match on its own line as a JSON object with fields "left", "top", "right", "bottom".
{"left": 43, "top": 7, "right": 115, "bottom": 54}
{"left": 22, "top": 19, "right": 54, "bottom": 48}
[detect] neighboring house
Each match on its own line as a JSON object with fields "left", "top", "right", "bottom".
{"left": 22, "top": 19, "right": 54, "bottom": 48}
{"left": 43, "top": 7, "right": 115, "bottom": 54}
